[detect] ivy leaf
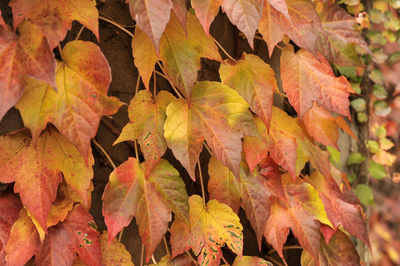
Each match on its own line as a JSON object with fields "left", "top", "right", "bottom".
{"left": 242, "top": 116, "right": 269, "bottom": 173}
{"left": 280, "top": 44, "right": 353, "bottom": 119}
{"left": 0, "top": 128, "right": 94, "bottom": 230}
{"left": 5, "top": 209, "right": 40, "bottom": 266}
{"left": 189, "top": 195, "right": 243, "bottom": 265}
{"left": 9, "top": 0, "right": 99, "bottom": 49}
{"left": 208, "top": 157, "right": 241, "bottom": 214}
{"left": 128, "top": 0, "right": 173, "bottom": 52}
{"left": 149, "top": 254, "right": 193, "bottom": 266}
{"left": 15, "top": 41, "right": 122, "bottom": 160}
{"left": 99, "top": 231, "right": 133, "bottom": 266}
{"left": 269, "top": 107, "right": 305, "bottom": 177}
{"left": 35, "top": 205, "right": 101, "bottom": 266}
{"left": 0, "top": 19, "right": 56, "bottom": 120}
{"left": 46, "top": 183, "right": 76, "bottom": 228}
{"left": 306, "top": 171, "right": 370, "bottom": 247}
{"left": 239, "top": 160, "right": 284, "bottom": 249}
{"left": 170, "top": 218, "right": 191, "bottom": 258}
{"left": 102, "top": 158, "right": 188, "bottom": 262}
{"left": 259, "top": 0, "right": 321, "bottom": 56}
{"left": 164, "top": 81, "right": 250, "bottom": 179}
{"left": 301, "top": 230, "right": 360, "bottom": 266}
{"left": 171, "top": 0, "right": 187, "bottom": 29}
{"left": 115, "top": 90, "right": 176, "bottom": 169}
{"left": 131, "top": 28, "right": 158, "bottom": 91}
{"left": 159, "top": 12, "right": 222, "bottom": 99}
{"left": 220, "top": 53, "right": 277, "bottom": 129}
{"left": 232, "top": 256, "right": 273, "bottom": 265}
{"left": 317, "top": 2, "right": 369, "bottom": 67}
{"left": 191, "top": 0, "right": 223, "bottom": 35}
{"left": 0, "top": 193, "right": 22, "bottom": 265}
{"left": 221, "top": 0, "right": 264, "bottom": 48}
{"left": 264, "top": 174, "right": 331, "bottom": 259}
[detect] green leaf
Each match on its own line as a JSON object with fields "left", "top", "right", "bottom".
{"left": 368, "top": 161, "right": 386, "bottom": 180}
{"left": 350, "top": 98, "right": 366, "bottom": 112}
{"left": 347, "top": 152, "right": 366, "bottom": 165}
{"left": 354, "top": 184, "right": 374, "bottom": 206}
{"left": 327, "top": 146, "right": 340, "bottom": 165}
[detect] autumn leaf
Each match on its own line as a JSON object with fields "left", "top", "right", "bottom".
{"left": 100, "top": 231, "right": 133, "bottom": 266}
{"left": 115, "top": 90, "right": 176, "bottom": 169}
{"left": 242, "top": 116, "right": 269, "bottom": 173}
{"left": 280, "top": 44, "right": 354, "bottom": 119}
{"left": 164, "top": 81, "right": 251, "bottom": 179}
{"left": 221, "top": 0, "right": 264, "bottom": 48}
{"left": 159, "top": 12, "right": 222, "bottom": 99}
{"left": 131, "top": 28, "right": 158, "bottom": 91}
{"left": 258, "top": 0, "right": 321, "bottom": 56}
{"left": 232, "top": 256, "right": 273, "bottom": 265}
{"left": 170, "top": 218, "right": 191, "bottom": 258}
{"left": 301, "top": 230, "right": 360, "bottom": 266}
{"left": 269, "top": 107, "right": 306, "bottom": 177}
{"left": 208, "top": 157, "right": 241, "bottom": 213}
{"left": 128, "top": 0, "right": 173, "bottom": 52}
{"left": 220, "top": 53, "right": 277, "bottom": 129}
{"left": 316, "top": 1, "right": 369, "bottom": 67}
{"left": 239, "top": 160, "right": 284, "bottom": 249}
{"left": 0, "top": 128, "right": 94, "bottom": 230}
{"left": 5, "top": 209, "right": 40, "bottom": 266}
{"left": 0, "top": 193, "right": 22, "bottom": 265}
{"left": 9, "top": 0, "right": 99, "bottom": 49}
{"left": 35, "top": 204, "right": 101, "bottom": 266}
{"left": 189, "top": 195, "right": 243, "bottom": 265}
{"left": 15, "top": 41, "right": 122, "bottom": 159}
{"left": 171, "top": 0, "right": 187, "bottom": 29}
{"left": 46, "top": 182, "right": 77, "bottom": 228}
{"left": 0, "top": 19, "right": 55, "bottom": 121}
{"left": 149, "top": 254, "right": 193, "bottom": 266}
{"left": 102, "top": 158, "right": 188, "bottom": 262}
{"left": 191, "top": 0, "right": 222, "bottom": 35}
{"left": 306, "top": 171, "right": 370, "bottom": 247}
{"left": 264, "top": 174, "right": 332, "bottom": 259}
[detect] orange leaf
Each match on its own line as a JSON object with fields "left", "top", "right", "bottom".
{"left": 192, "top": 0, "right": 223, "bottom": 35}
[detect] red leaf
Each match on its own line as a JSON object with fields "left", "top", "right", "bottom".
{"left": 170, "top": 218, "right": 191, "bottom": 258}
{"left": 9, "top": 0, "right": 99, "bottom": 49}
{"left": 191, "top": 0, "right": 222, "bottom": 35}
{"left": 128, "top": 0, "right": 173, "bottom": 52}
{"left": 172, "top": 0, "right": 187, "bottom": 29}
{"left": 0, "top": 193, "right": 22, "bottom": 265}
{"left": 222, "top": 0, "right": 264, "bottom": 48}
{"left": 280, "top": 44, "right": 353, "bottom": 119}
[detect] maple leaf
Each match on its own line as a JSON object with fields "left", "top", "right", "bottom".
{"left": 35, "top": 204, "right": 101, "bottom": 266}
{"left": 0, "top": 193, "right": 22, "bottom": 265}
{"left": 102, "top": 158, "right": 188, "bottom": 262}
{"left": 207, "top": 157, "right": 241, "bottom": 214}
{"left": 0, "top": 19, "right": 56, "bottom": 121}
{"left": 221, "top": 0, "right": 264, "bottom": 48}
{"left": 164, "top": 81, "right": 251, "bottom": 179}
{"left": 242, "top": 116, "right": 269, "bottom": 173}
{"left": 114, "top": 90, "right": 176, "bottom": 169}
{"left": 15, "top": 41, "right": 122, "bottom": 159}
{"left": 189, "top": 195, "right": 243, "bottom": 266}
{"left": 306, "top": 171, "right": 370, "bottom": 247}
{"left": 301, "top": 230, "right": 360, "bottom": 266}
{"left": 159, "top": 12, "right": 222, "bottom": 99}
{"left": 264, "top": 174, "right": 332, "bottom": 259}
{"left": 316, "top": 1, "right": 369, "bottom": 67}
{"left": 280, "top": 44, "right": 354, "bottom": 119}
{"left": 220, "top": 53, "right": 277, "bottom": 129}
{"left": 268, "top": 107, "right": 306, "bottom": 177}
{"left": 5, "top": 209, "right": 40, "bottom": 266}
{"left": 239, "top": 160, "right": 284, "bottom": 249}
{"left": 127, "top": 0, "right": 173, "bottom": 52}
{"left": 170, "top": 218, "right": 191, "bottom": 258}
{"left": 191, "top": 0, "right": 223, "bottom": 35}
{"left": 0, "top": 128, "right": 94, "bottom": 230}
{"left": 232, "top": 256, "right": 273, "bottom": 265}
{"left": 99, "top": 231, "right": 133, "bottom": 266}
{"left": 258, "top": 0, "right": 321, "bottom": 56}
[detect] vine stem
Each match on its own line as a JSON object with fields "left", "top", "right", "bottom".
{"left": 58, "top": 44, "right": 63, "bottom": 60}
{"left": 75, "top": 25, "right": 85, "bottom": 40}
{"left": 99, "top": 16, "right": 134, "bottom": 37}
{"left": 186, "top": 251, "right": 199, "bottom": 265}
{"left": 212, "top": 37, "right": 235, "bottom": 60}
{"left": 140, "top": 244, "right": 144, "bottom": 266}
{"left": 267, "top": 245, "right": 303, "bottom": 255}
{"left": 92, "top": 138, "right": 116, "bottom": 169}
{"left": 156, "top": 61, "right": 183, "bottom": 98}
{"left": 134, "top": 75, "right": 141, "bottom": 161}
{"left": 264, "top": 255, "right": 284, "bottom": 266}
{"left": 151, "top": 255, "right": 157, "bottom": 264}
{"left": 198, "top": 160, "right": 206, "bottom": 206}
{"left": 163, "top": 235, "right": 170, "bottom": 257}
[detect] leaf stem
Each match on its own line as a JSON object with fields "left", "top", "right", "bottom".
{"left": 212, "top": 37, "right": 235, "bottom": 61}
{"left": 75, "top": 25, "right": 85, "bottom": 40}
{"left": 151, "top": 255, "right": 157, "bottom": 264}
{"left": 264, "top": 255, "right": 284, "bottom": 266}
{"left": 99, "top": 16, "right": 134, "bottom": 37}
{"left": 140, "top": 244, "right": 144, "bottom": 266}
{"left": 163, "top": 235, "right": 170, "bottom": 257}
{"left": 267, "top": 245, "right": 303, "bottom": 255}
{"left": 198, "top": 160, "right": 206, "bottom": 206}
{"left": 186, "top": 251, "right": 199, "bottom": 265}
{"left": 92, "top": 138, "right": 116, "bottom": 169}
{"left": 221, "top": 256, "right": 230, "bottom": 265}
{"left": 156, "top": 61, "right": 183, "bottom": 98}
{"left": 203, "top": 142, "right": 212, "bottom": 156}
{"left": 58, "top": 44, "right": 63, "bottom": 60}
